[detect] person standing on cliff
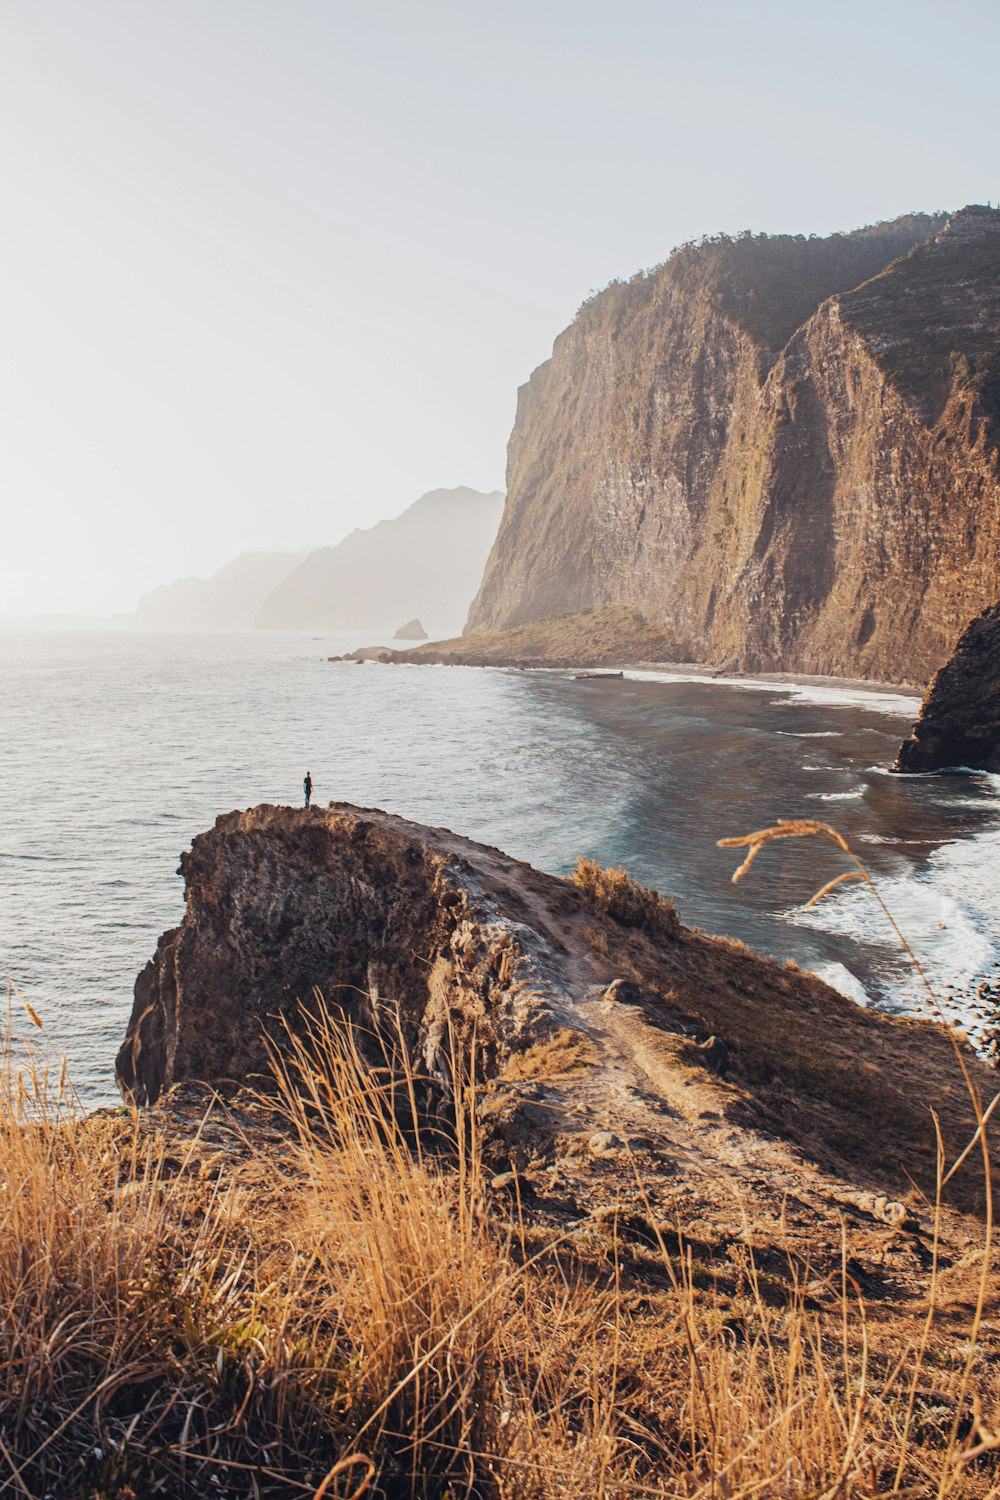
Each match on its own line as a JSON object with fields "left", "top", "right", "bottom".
{"left": 303, "top": 771, "right": 313, "bottom": 808}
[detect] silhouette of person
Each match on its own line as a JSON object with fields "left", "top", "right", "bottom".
{"left": 303, "top": 771, "right": 313, "bottom": 808}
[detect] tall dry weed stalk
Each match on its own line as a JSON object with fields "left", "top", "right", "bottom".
{"left": 718, "top": 817, "right": 1000, "bottom": 1494}
{"left": 268, "top": 1001, "right": 626, "bottom": 1498}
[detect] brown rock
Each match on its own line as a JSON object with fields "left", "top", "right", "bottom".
{"left": 894, "top": 601, "right": 1000, "bottom": 772}
{"left": 116, "top": 802, "right": 563, "bottom": 1108}
{"left": 115, "top": 802, "right": 999, "bottom": 1276}
{"left": 467, "top": 207, "right": 1000, "bottom": 685}
{"left": 393, "top": 617, "right": 428, "bottom": 640}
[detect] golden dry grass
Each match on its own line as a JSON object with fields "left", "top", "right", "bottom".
{"left": 572, "top": 857, "right": 681, "bottom": 941}
{"left": 1, "top": 825, "right": 998, "bottom": 1497}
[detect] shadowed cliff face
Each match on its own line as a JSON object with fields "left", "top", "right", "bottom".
{"left": 118, "top": 804, "right": 994, "bottom": 1262}
{"left": 116, "top": 803, "right": 563, "bottom": 1108}
{"left": 895, "top": 602, "right": 1000, "bottom": 772}
{"left": 468, "top": 208, "right": 1000, "bottom": 685}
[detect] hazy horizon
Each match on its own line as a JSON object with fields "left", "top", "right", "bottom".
{"left": 2, "top": 0, "right": 998, "bottom": 615}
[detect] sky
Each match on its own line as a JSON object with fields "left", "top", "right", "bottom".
{"left": 1, "top": 0, "right": 997, "bottom": 616}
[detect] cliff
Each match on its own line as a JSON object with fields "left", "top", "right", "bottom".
{"left": 254, "top": 487, "right": 504, "bottom": 633}
{"left": 468, "top": 208, "right": 1000, "bottom": 685}
{"left": 895, "top": 600, "right": 1000, "bottom": 772}
{"left": 117, "top": 803, "right": 992, "bottom": 1261}
{"left": 135, "top": 549, "right": 309, "bottom": 629}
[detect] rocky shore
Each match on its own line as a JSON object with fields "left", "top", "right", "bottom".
{"left": 328, "top": 603, "right": 687, "bottom": 669}
{"left": 118, "top": 802, "right": 995, "bottom": 1280}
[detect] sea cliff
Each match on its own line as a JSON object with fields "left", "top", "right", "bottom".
{"left": 896, "top": 600, "right": 1000, "bottom": 772}
{"left": 10, "top": 804, "right": 996, "bottom": 1497}
{"left": 469, "top": 207, "right": 1000, "bottom": 685}
{"left": 255, "top": 486, "right": 504, "bottom": 632}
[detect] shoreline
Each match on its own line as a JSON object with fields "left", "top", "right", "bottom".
{"left": 621, "top": 662, "right": 923, "bottom": 716}
{"left": 334, "top": 647, "right": 924, "bottom": 715}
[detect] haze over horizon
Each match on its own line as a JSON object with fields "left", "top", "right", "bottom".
{"left": 2, "top": 0, "right": 997, "bottom": 616}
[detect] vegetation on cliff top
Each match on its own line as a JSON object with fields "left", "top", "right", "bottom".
{"left": 838, "top": 207, "right": 1000, "bottom": 433}
{"left": 578, "top": 211, "right": 948, "bottom": 358}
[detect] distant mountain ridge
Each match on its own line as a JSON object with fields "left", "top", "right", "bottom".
{"left": 136, "top": 550, "right": 310, "bottom": 629}
{"left": 255, "top": 487, "right": 504, "bottom": 633}
{"left": 468, "top": 207, "right": 1000, "bottom": 685}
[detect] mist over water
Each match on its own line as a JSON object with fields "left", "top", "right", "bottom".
{"left": 2, "top": 631, "right": 999, "bottom": 1105}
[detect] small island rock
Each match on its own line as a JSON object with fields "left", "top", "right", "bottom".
{"left": 894, "top": 602, "right": 1000, "bottom": 773}
{"left": 394, "top": 617, "right": 428, "bottom": 640}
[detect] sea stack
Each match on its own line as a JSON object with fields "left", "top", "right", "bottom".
{"left": 394, "top": 617, "right": 428, "bottom": 640}
{"left": 895, "top": 601, "right": 1000, "bottom": 773}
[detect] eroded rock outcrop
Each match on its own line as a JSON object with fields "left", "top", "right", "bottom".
{"left": 468, "top": 207, "right": 1000, "bottom": 685}
{"left": 334, "top": 603, "right": 685, "bottom": 667}
{"left": 895, "top": 601, "right": 1000, "bottom": 772}
{"left": 118, "top": 804, "right": 993, "bottom": 1262}
{"left": 116, "top": 803, "right": 562, "bottom": 1108}
{"left": 393, "top": 617, "right": 428, "bottom": 640}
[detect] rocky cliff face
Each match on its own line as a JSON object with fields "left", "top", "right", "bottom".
{"left": 895, "top": 601, "right": 1000, "bottom": 772}
{"left": 118, "top": 803, "right": 991, "bottom": 1250}
{"left": 116, "top": 802, "right": 559, "bottom": 1109}
{"left": 468, "top": 208, "right": 1000, "bottom": 685}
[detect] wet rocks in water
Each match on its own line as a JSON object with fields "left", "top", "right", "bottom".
{"left": 894, "top": 601, "right": 1000, "bottom": 773}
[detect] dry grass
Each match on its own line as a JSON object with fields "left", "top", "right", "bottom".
{"left": 1, "top": 823, "right": 999, "bottom": 1497}
{"left": 572, "top": 857, "right": 681, "bottom": 942}
{"left": 501, "top": 1028, "right": 600, "bottom": 1082}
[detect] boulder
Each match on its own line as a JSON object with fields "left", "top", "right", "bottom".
{"left": 895, "top": 602, "right": 1000, "bottom": 773}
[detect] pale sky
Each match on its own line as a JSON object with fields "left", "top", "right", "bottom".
{"left": 1, "top": 0, "right": 997, "bottom": 615}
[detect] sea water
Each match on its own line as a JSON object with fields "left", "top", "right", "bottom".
{"left": 2, "top": 630, "right": 998, "bottom": 1105}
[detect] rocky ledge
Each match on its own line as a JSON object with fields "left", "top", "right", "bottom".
{"left": 331, "top": 603, "right": 685, "bottom": 669}
{"left": 895, "top": 601, "right": 1000, "bottom": 773}
{"left": 118, "top": 803, "right": 993, "bottom": 1281}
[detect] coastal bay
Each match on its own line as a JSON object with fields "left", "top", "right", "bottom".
{"left": 2, "top": 629, "right": 997, "bottom": 1105}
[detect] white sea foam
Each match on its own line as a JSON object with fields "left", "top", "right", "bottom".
{"left": 811, "top": 962, "right": 873, "bottom": 1007}
{"left": 625, "top": 669, "right": 920, "bottom": 718}
{"left": 775, "top": 682, "right": 921, "bottom": 716}
{"left": 790, "top": 824, "right": 1000, "bottom": 1021}
{"left": 809, "top": 789, "right": 866, "bottom": 802}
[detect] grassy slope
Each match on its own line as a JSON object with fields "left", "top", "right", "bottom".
{"left": 4, "top": 842, "right": 1000, "bottom": 1497}
{"left": 5, "top": 1007, "right": 998, "bottom": 1500}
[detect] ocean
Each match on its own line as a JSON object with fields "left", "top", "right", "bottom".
{"left": 2, "top": 629, "right": 998, "bottom": 1105}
